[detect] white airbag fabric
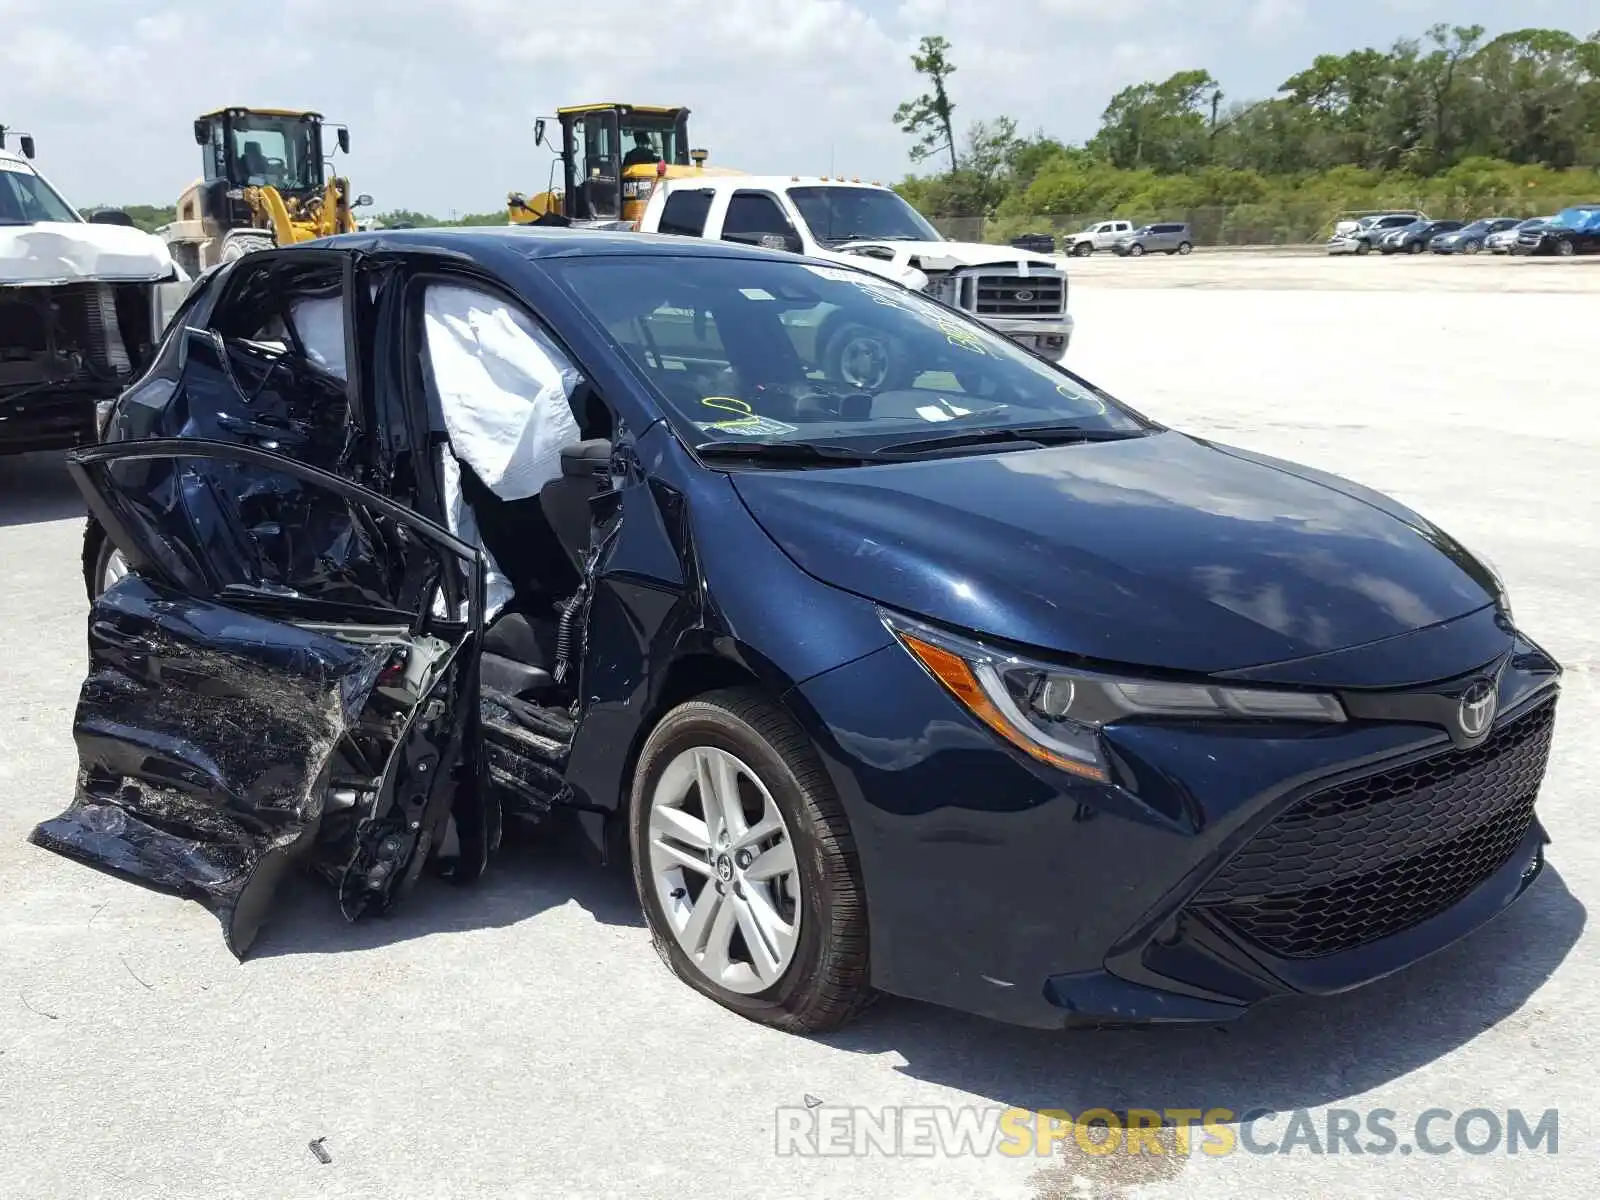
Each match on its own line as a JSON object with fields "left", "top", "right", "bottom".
{"left": 287, "top": 295, "right": 347, "bottom": 380}
{"left": 422, "top": 284, "right": 583, "bottom": 620}
{"left": 425, "top": 285, "right": 582, "bottom": 501}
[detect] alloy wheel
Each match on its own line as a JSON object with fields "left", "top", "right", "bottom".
{"left": 100, "top": 547, "right": 128, "bottom": 595}
{"left": 647, "top": 746, "right": 802, "bottom": 995}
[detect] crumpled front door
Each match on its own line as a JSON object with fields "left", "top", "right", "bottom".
{"left": 31, "top": 438, "right": 487, "bottom": 955}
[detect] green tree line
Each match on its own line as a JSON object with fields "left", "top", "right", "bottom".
{"left": 892, "top": 25, "right": 1600, "bottom": 243}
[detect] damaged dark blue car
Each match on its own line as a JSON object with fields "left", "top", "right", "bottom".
{"left": 35, "top": 228, "right": 1562, "bottom": 1033}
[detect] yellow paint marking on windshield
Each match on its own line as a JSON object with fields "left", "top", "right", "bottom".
{"left": 1060, "top": 382, "right": 1107, "bottom": 415}
{"left": 701, "top": 396, "right": 755, "bottom": 417}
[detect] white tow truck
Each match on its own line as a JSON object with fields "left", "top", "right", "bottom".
{"left": 632, "top": 175, "right": 1074, "bottom": 361}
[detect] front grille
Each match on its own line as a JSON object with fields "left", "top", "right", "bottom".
{"left": 1192, "top": 699, "right": 1556, "bottom": 960}
{"left": 972, "top": 274, "right": 1064, "bottom": 316}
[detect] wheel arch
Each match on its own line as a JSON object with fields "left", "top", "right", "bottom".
{"left": 594, "top": 644, "right": 811, "bottom": 869}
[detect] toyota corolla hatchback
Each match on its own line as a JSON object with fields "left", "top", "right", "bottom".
{"left": 35, "top": 229, "right": 1562, "bottom": 1033}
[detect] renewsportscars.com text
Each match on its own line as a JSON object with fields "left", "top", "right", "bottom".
{"left": 774, "top": 1105, "right": 1560, "bottom": 1158}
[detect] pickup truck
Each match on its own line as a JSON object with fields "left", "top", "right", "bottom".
{"left": 2, "top": 144, "right": 189, "bottom": 455}
{"left": 633, "top": 175, "right": 1074, "bottom": 361}
{"left": 1060, "top": 219, "right": 1132, "bottom": 256}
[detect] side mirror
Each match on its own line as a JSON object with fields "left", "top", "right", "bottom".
{"left": 19, "top": 134, "right": 35, "bottom": 159}
{"left": 337, "top": 127, "right": 350, "bottom": 155}
{"left": 192, "top": 120, "right": 208, "bottom": 146}
{"left": 534, "top": 118, "right": 547, "bottom": 147}
{"left": 353, "top": 193, "right": 373, "bottom": 208}
{"left": 89, "top": 208, "right": 136, "bottom": 227}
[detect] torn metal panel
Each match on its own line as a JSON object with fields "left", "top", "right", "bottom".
{"left": 29, "top": 575, "right": 400, "bottom": 955}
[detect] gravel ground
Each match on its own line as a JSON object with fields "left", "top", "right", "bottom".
{"left": 2, "top": 256, "right": 1596, "bottom": 1200}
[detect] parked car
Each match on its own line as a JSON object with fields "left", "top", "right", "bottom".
{"left": 1331, "top": 210, "right": 1425, "bottom": 238}
{"left": 1112, "top": 222, "right": 1193, "bottom": 256}
{"left": 1061, "top": 219, "right": 1134, "bottom": 256}
{"left": 1009, "top": 232, "right": 1056, "bottom": 255}
{"left": 1379, "top": 219, "right": 1465, "bottom": 254}
{"left": 1326, "top": 212, "right": 1428, "bottom": 255}
{"left": 1512, "top": 204, "right": 1600, "bottom": 256}
{"left": 1429, "top": 217, "right": 1521, "bottom": 255}
{"left": 39, "top": 230, "right": 1562, "bottom": 1034}
{"left": 1487, "top": 217, "right": 1547, "bottom": 254}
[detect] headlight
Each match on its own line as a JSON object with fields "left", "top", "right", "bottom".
{"left": 1455, "top": 539, "right": 1513, "bottom": 621}
{"left": 881, "top": 610, "right": 1346, "bottom": 783}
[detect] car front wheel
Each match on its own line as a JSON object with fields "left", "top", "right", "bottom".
{"left": 630, "top": 688, "right": 872, "bottom": 1033}
{"left": 1127, "top": 243, "right": 1145, "bottom": 257}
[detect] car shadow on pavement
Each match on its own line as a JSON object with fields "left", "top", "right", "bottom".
{"left": 246, "top": 820, "right": 645, "bottom": 960}
{"left": 0, "top": 451, "right": 84, "bottom": 528}
{"left": 817, "top": 865, "right": 1584, "bottom": 1116}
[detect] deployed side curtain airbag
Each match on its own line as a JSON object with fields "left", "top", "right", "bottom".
{"left": 423, "top": 285, "right": 582, "bottom": 501}
{"left": 422, "top": 284, "right": 583, "bottom": 619}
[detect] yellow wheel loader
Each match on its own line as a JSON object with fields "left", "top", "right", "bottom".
{"left": 162, "top": 108, "right": 372, "bottom": 275}
{"left": 507, "top": 103, "right": 737, "bottom": 229}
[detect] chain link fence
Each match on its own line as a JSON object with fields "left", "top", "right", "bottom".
{"left": 931, "top": 197, "right": 1598, "bottom": 249}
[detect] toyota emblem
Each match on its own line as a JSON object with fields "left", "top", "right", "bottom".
{"left": 1458, "top": 680, "right": 1497, "bottom": 738}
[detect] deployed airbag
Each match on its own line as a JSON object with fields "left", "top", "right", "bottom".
{"left": 423, "top": 284, "right": 582, "bottom": 618}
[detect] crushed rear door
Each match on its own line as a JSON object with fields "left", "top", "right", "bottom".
{"left": 31, "top": 438, "right": 488, "bottom": 955}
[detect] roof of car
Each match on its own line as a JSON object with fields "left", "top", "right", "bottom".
{"left": 316, "top": 224, "right": 813, "bottom": 266}
{"left": 0, "top": 148, "right": 34, "bottom": 168}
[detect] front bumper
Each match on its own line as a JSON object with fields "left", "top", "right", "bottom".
{"left": 1326, "top": 239, "right": 1365, "bottom": 255}
{"left": 978, "top": 313, "right": 1075, "bottom": 358}
{"left": 793, "top": 623, "right": 1561, "bottom": 1029}
{"left": 0, "top": 384, "right": 101, "bottom": 455}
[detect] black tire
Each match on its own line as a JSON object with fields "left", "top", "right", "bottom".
{"left": 1556, "top": 239, "right": 1575, "bottom": 257}
{"left": 220, "top": 233, "right": 274, "bottom": 262}
{"left": 629, "top": 687, "right": 873, "bottom": 1033}
{"left": 820, "top": 321, "right": 914, "bottom": 392}
{"left": 85, "top": 522, "right": 119, "bottom": 601}
{"left": 1073, "top": 242, "right": 1093, "bottom": 257}
{"left": 1462, "top": 240, "right": 1482, "bottom": 255}
{"left": 1356, "top": 239, "right": 1371, "bottom": 256}
{"left": 1127, "top": 243, "right": 1145, "bottom": 257}
{"left": 1176, "top": 241, "right": 1193, "bottom": 255}
{"left": 1407, "top": 240, "right": 1423, "bottom": 254}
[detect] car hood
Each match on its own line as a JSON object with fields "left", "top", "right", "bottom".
{"left": 0, "top": 221, "right": 178, "bottom": 285}
{"left": 835, "top": 239, "right": 1061, "bottom": 275}
{"left": 730, "top": 431, "right": 1498, "bottom": 676}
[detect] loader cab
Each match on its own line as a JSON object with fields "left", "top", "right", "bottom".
{"left": 555, "top": 103, "right": 691, "bottom": 224}
{"left": 192, "top": 107, "right": 341, "bottom": 231}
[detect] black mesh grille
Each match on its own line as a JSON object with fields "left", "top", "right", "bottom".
{"left": 974, "top": 275, "right": 1065, "bottom": 316}
{"left": 1193, "top": 699, "right": 1556, "bottom": 960}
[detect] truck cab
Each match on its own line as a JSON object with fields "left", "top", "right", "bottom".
{"left": 635, "top": 175, "right": 1074, "bottom": 360}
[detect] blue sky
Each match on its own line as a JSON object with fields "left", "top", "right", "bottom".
{"left": 2, "top": 0, "right": 1594, "bottom": 214}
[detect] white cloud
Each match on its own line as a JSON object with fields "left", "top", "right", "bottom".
{"left": 3, "top": 0, "right": 1594, "bottom": 213}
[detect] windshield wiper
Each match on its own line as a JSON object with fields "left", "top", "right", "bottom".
{"left": 694, "top": 439, "right": 877, "bottom": 466}
{"left": 876, "top": 423, "right": 1149, "bottom": 457}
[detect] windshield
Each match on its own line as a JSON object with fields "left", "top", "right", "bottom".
{"left": 0, "top": 161, "right": 80, "bottom": 225}
{"left": 787, "top": 187, "right": 941, "bottom": 244}
{"left": 621, "top": 121, "right": 680, "bottom": 167}
{"left": 228, "top": 113, "right": 321, "bottom": 191}
{"left": 550, "top": 255, "right": 1147, "bottom": 453}
{"left": 1552, "top": 206, "right": 1600, "bottom": 230}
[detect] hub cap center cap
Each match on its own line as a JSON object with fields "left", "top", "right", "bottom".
{"left": 714, "top": 854, "right": 734, "bottom": 882}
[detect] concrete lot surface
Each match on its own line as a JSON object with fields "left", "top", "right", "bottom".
{"left": 2, "top": 254, "right": 1596, "bottom": 1199}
